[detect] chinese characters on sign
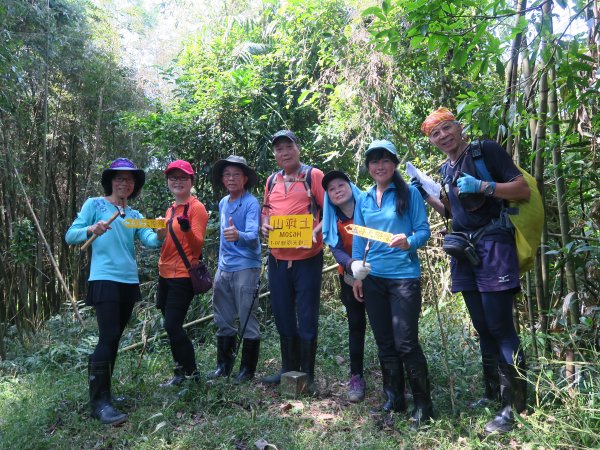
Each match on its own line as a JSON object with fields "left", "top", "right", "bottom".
{"left": 344, "top": 224, "right": 393, "bottom": 244}
{"left": 122, "top": 218, "right": 166, "bottom": 229}
{"left": 268, "top": 214, "right": 313, "bottom": 248}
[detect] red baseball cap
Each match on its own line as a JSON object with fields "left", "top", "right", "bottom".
{"left": 165, "top": 160, "right": 194, "bottom": 176}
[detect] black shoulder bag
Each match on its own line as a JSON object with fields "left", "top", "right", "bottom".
{"left": 167, "top": 207, "right": 212, "bottom": 294}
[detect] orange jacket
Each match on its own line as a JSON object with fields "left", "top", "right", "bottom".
{"left": 158, "top": 196, "right": 208, "bottom": 278}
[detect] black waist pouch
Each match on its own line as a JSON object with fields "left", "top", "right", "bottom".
{"left": 443, "top": 232, "right": 482, "bottom": 266}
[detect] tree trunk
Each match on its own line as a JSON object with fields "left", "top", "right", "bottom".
{"left": 497, "top": 0, "right": 528, "bottom": 149}
{"left": 548, "top": 65, "right": 579, "bottom": 322}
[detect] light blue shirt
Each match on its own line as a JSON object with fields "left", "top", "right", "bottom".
{"left": 217, "top": 191, "right": 262, "bottom": 272}
{"left": 65, "top": 197, "right": 163, "bottom": 283}
{"left": 352, "top": 185, "right": 430, "bottom": 279}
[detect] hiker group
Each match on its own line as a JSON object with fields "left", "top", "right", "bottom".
{"left": 66, "top": 107, "right": 536, "bottom": 435}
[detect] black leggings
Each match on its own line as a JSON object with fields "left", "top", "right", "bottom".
{"left": 362, "top": 276, "right": 428, "bottom": 368}
{"left": 91, "top": 298, "right": 135, "bottom": 368}
{"left": 157, "top": 277, "right": 196, "bottom": 374}
{"left": 339, "top": 276, "right": 366, "bottom": 376}
{"left": 462, "top": 290, "right": 523, "bottom": 365}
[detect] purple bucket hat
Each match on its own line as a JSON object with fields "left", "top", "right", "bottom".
{"left": 101, "top": 158, "right": 146, "bottom": 194}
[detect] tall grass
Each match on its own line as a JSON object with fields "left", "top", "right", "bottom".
{"left": 0, "top": 260, "right": 598, "bottom": 449}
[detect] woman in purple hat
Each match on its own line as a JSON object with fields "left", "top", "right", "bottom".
{"left": 66, "top": 158, "right": 164, "bottom": 426}
{"left": 156, "top": 160, "right": 208, "bottom": 387}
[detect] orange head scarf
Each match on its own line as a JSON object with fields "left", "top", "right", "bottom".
{"left": 421, "top": 107, "right": 456, "bottom": 136}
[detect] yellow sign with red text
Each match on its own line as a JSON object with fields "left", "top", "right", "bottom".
{"left": 268, "top": 214, "right": 313, "bottom": 248}
{"left": 344, "top": 224, "right": 393, "bottom": 244}
{"left": 122, "top": 218, "right": 166, "bottom": 229}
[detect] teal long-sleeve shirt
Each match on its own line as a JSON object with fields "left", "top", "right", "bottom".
{"left": 65, "top": 197, "right": 163, "bottom": 283}
{"left": 352, "top": 184, "right": 430, "bottom": 279}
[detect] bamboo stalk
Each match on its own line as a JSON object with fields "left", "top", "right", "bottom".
{"left": 12, "top": 166, "right": 84, "bottom": 325}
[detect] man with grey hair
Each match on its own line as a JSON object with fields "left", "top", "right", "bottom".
{"left": 260, "top": 130, "right": 325, "bottom": 393}
{"left": 208, "top": 155, "right": 262, "bottom": 383}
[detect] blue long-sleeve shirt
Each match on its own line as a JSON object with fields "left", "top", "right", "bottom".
{"left": 352, "top": 185, "right": 430, "bottom": 279}
{"left": 217, "top": 191, "right": 262, "bottom": 272}
{"left": 65, "top": 197, "right": 163, "bottom": 283}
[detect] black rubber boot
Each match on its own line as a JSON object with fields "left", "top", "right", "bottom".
{"left": 233, "top": 339, "right": 260, "bottom": 384}
{"left": 108, "top": 355, "right": 126, "bottom": 403}
{"left": 207, "top": 335, "right": 236, "bottom": 379}
{"left": 88, "top": 361, "right": 128, "bottom": 426}
{"left": 406, "top": 362, "right": 435, "bottom": 430}
{"left": 513, "top": 357, "right": 528, "bottom": 415}
{"left": 484, "top": 360, "right": 527, "bottom": 434}
{"left": 260, "top": 336, "right": 299, "bottom": 385}
{"left": 376, "top": 356, "right": 406, "bottom": 413}
{"left": 470, "top": 353, "right": 500, "bottom": 408}
{"left": 159, "top": 365, "right": 186, "bottom": 387}
{"left": 300, "top": 339, "right": 318, "bottom": 394}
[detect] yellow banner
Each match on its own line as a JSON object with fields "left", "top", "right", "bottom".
{"left": 268, "top": 214, "right": 313, "bottom": 248}
{"left": 122, "top": 218, "right": 166, "bottom": 229}
{"left": 344, "top": 224, "right": 393, "bottom": 244}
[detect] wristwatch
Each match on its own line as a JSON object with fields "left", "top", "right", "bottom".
{"left": 483, "top": 181, "right": 496, "bottom": 197}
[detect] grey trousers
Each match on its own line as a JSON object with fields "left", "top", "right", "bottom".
{"left": 212, "top": 267, "right": 261, "bottom": 339}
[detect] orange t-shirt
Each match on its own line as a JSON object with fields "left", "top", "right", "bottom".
{"left": 262, "top": 166, "right": 325, "bottom": 261}
{"left": 158, "top": 196, "right": 208, "bottom": 278}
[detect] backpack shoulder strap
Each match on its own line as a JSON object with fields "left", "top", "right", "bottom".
{"left": 267, "top": 170, "right": 283, "bottom": 194}
{"left": 438, "top": 162, "right": 452, "bottom": 221}
{"left": 299, "top": 164, "right": 312, "bottom": 193}
{"left": 470, "top": 140, "right": 493, "bottom": 182}
{"left": 300, "top": 164, "right": 320, "bottom": 217}
{"left": 302, "top": 164, "right": 312, "bottom": 189}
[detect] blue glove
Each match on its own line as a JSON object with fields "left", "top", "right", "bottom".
{"left": 410, "top": 177, "right": 429, "bottom": 200}
{"left": 456, "top": 172, "right": 482, "bottom": 194}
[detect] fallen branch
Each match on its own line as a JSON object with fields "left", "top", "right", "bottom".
{"left": 120, "top": 263, "right": 339, "bottom": 353}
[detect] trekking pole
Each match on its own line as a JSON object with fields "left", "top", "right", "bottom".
{"left": 228, "top": 257, "right": 268, "bottom": 379}
{"left": 423, "top": 249, "right": 456, "bottom": 414}
{"left": 362, "top": 240, "right": 371, "bottom": 266}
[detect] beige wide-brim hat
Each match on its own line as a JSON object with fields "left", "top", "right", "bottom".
{"left": 212, "top": 155, "right": 258, "bottom": 189}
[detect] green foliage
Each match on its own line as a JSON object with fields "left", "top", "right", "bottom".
{"left": 1, "top": 271, "right": 598, "bottom": 449}
{"left": 1, "top": 0, "right": 598, "bottom": 445}
{"left": 124, "top": 0, "right": 402, "bottom": 200}
{"left": 0, "top": 0, "right": 151, "bottom": 331}
{"left": 8, "top": 219, "right": 36, "bottom": 266}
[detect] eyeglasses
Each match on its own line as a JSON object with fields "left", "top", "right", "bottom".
{"left": 113, "top": 176, "right": 135, "bottom": 184}
{"left": 168, "top": 176, "right": 191, "bottom": 182}
{"left": 222, "top": 172, "right": 244, "bottom": 179}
